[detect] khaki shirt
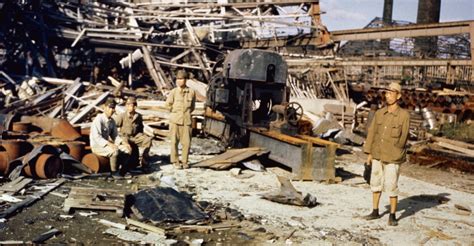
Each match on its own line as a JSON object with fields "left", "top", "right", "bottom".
{"left": 114, "top": 112, "right": 144, "bottom": 141}
{"left": 363, "top": 106, "right": 410, "bottom": 163}
{"left": 165, "top": 87, "right": 196, "bottom": 126}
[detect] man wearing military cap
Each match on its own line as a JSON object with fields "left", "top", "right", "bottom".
{"left": 363, "top": 82, "right": 410, "bottom": 226}
{"left": 90, "top": 98, "right": 131, "bottom": 178}
{"left": 114, "top": 96, "right": 153, "bottom": 172}
{"left": 165, "top": 70, "right": 196, "bottom": 169}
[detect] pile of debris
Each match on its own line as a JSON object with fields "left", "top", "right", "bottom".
{"left": 0, "top": 74, "right": 208, "bottom": 180}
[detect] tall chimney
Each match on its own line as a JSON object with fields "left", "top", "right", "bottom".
{"left": 415, "top": 0, "right": 441, "bottom": 57}
{"left": 381, "top": 0, "right": 394, "bottom": 50}
{"left": 383, "top": 0, "right": 393, "bottom": 24}
{"left": 417, "top": 0, "right": 441, "bottom": 24}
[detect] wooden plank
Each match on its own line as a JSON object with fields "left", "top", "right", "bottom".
{"left": 435, "top": 142, "right": 474, "bottom": 157}
{"left": 98, "top": 219, "right": 127, "bottom": 229}
{"left": 69, "top": 187, "right": 126, "bottom": 196}
{"left": 431, "top": 136, "right": 474, "bottom": 150}
{"left": 64, "top": 198, "right": 123, "bottom": 208}
{"left": 48, "top": 79, "right": 83, "bottom": 118}
{"left": 0, "top": 177, "right": 33, "bottom": 193}
{"left": 126, "top": 218, "right": 166, "bottom": 235}
{"left": 194, "top": 147, "right": 267, "bottom": 168}
{"left": 0, "top": 178, "right": 66, "bottom": 219}
{"left": 191, "top": 48, "right": 210, "bottom": 82}
{"left": 63, "top": 187, "right": 125, "bottom": 216}
{"left": 142, "top": 46, "right": 164, "bottom": 90}
{"left": 297, "top": 135, "right": 340, "bottom": 147}
{"left": 326, "top": 71, "right": 343, "bottom": 101}
{"left": 31, "top": 86, "right": 62, "bottom": 105}
{"left": 69, "top": 91, "right": 110, "bottom": 124}
{"left": 170, "top": 49, "right": 193, "bottom": 63}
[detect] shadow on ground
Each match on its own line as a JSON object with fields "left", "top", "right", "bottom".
{"left": 384, "top": 193, "right": 451, "bottom": 220}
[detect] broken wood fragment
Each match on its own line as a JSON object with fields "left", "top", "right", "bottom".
{"left": 126, "top": 218, "right": 166, "bottom": 235}
{"left": 99, "top": 219, "right": 127, "bottom": 230}
{"left": 0, "top": 178, "right": 66, "bottom": 219}
{"left": 0, "top": 177, "right": 33, "bottom": 193}
{"left": 63, "top": 187, "right": 126, "bottom": 217}
{"left": 69, "top": 92, "right": 110, "bottom": 124}
{"left": 194, "top": 147, "right": 268, "bottom": 170}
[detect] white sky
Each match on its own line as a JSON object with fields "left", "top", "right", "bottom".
{"left": 320, "top": 0, "right": 474, "bottom": 31}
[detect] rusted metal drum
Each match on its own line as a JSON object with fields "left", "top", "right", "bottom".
{"left": 24, "top": 154, "right": 62, "bottom": 179}
{"left": 51, "top": 119, "right": 81, "bottom": 141}
{"left": 0, "top": 139, "right": 33, "bottom": 160}
{"left": 0, "top": 150, "right": 10, "bottom": 175}
{"left": 12, "top": 122, "right": 31, "bottom": 133}
{"left": 81, "top": 153, "right": 110, "bottom": 173}
{"left": 80, "top": 127, "right": 90, "bottom": 137}
{"left": 65, "top": 141, "right": 85, "bottom": 161}
{"left": 36, "top": 154, "right": 62, "bottom": 179}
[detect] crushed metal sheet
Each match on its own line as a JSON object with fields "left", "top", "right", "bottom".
{"left": 132, "top": 187, "right": 208, "bottom": 224}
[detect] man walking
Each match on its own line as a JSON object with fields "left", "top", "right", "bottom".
{"left": 114, "top": 97, "right": 153, "bottom": 172}
{"left": 363, "top": 82, "right": 410, "bottom": 226}
{"left": 166, "top": 70, "right": 196, "bottom": 169}
{"left": 90, "top": 98, "right": 131, "bottom": 178}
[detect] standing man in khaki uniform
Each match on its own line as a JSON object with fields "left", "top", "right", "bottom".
{"left": 166, "top": 70, "right": 196, "bottom": 169}
{"left": 363, "top": 82, "right": 410, "bottom": 226}
{"left": 90, "top": 98, "right": 131, "bottom": 178}
{"left": 114, "top": 97, "right": 153, "bottom": 172}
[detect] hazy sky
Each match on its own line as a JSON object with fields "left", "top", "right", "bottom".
{"left": 321, "top": 0, "right": 474, "bottom": 31}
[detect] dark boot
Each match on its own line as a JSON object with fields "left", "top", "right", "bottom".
{"left": 112, "top": 171, "right": 123, "bottom": 180}
{"left": 388, "top": 213, "right": 398, "bottom": 226}
{"left": 363, "top": 209, "right": 380, "bottom": 220}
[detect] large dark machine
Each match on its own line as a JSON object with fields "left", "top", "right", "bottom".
{"left": 204, "top": 49, "right": 336, "bottom": 182}
{"left": 206, "top": 49, "right": 304, "bottom": 144}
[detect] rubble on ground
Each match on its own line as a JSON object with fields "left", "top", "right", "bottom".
{"left": 0, "top": 0, "right": 473, "bottom": 244}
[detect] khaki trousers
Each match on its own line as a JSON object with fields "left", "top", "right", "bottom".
{"left": 92, "top": 144, "right": 131, "bottom": 172}
{"left": 370, "top": 159, "right": 401, "bottom": 197}
{"left": 129, "top": 133, "right": 153, "bottom": 164}
{"left": 169, "top": 123, "right": 192, "bottom": 164}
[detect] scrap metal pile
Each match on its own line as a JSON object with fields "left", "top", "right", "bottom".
{"left": 0, "top": 0, "right": 330, "bottom": 92}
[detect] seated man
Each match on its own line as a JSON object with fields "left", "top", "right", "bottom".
{"left": 90, "top": 98, "right": 131, "bottom": 178}
{"left": 114, "top": 97, "right": 153, "bottom": 172}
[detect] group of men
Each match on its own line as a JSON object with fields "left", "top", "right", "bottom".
{"left": 88, "top": 69, "right": 410, "bottom": 226}
{"left": 89, "top": 70, "right": 196, "bottom": 178}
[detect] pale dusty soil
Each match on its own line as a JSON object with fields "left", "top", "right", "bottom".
{"left": 1, "top": 139, "right": 473, "bottom": 245}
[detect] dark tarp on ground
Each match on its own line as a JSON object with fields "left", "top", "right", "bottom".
{"left": 132, "top": 187, "right": 208, "bottom": 224}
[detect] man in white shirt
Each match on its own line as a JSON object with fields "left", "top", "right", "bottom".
{"left": 90, "top": 98, "right": 131, "bottom": 178}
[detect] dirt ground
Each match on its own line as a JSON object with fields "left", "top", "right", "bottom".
{"left": 0, "top": 138, "right": 473, "bottom": 245}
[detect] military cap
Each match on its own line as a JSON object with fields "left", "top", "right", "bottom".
{"left": 176, "top": 70, "right": 188, "bottom": 79}
{"left": 126, "top": 97, "right": 137, "bottom": 105}
{"left": 385, "top": 82, "right": 402, "bottom": 93}
{"left": 104, "top": 98, "right": 116, "bottom": 108}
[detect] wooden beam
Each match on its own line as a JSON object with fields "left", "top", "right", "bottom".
{"left": 70, "top": 92, "right": 110, "bottom": 124}
{"left": 142, "top": 46, "right": 164, "bottom": 90}
{"left": 49, "top": 78, "right": 83, "bottom": 118}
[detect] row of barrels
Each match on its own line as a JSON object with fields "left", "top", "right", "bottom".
{"left": 0, "top": 119, "right": 111, "bottom": 179}
{"left": 363, "top": 89, "right": 473, "bottom": 120}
